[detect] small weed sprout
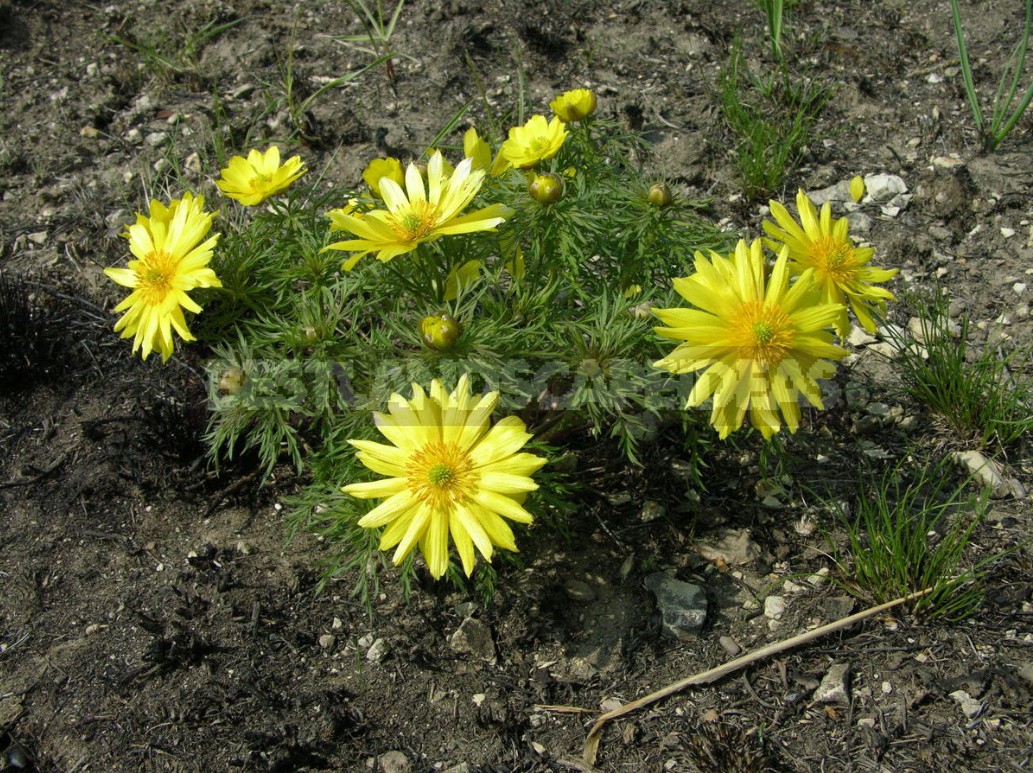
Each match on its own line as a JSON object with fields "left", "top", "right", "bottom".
{"left": 827, "top": 459, "right": 991, "bottom": 620}
{"left": 950, "top": 0, "right": 1033, "bottom": 151}
{"left": 333, "top": 0, "right": 412, "bottom": 88}
{"left": 884, "top": 293, "right": 1033, "bottom": 448}
{"left": 107, "top": 17, "right": 242, "bottom": 86}
{"left": 756, "top": 0, "right": 786, "bottom": 62}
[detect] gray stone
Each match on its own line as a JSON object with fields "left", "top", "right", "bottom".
{"left": 374, "top": 750, "right": 411, "bottom": 772}
{"left": 763, "top": 595, "right": 786, "bottom": 620}
{"left": 366, "top": 637, "right": 390, "bottom": 663}
{"left": 949, "top": 689, "right": 985, "bottom": 719}
{"left": 952, "top": 450, "right": 1027, "bottom": 499}
{"left": 695, "top": 528, "right": 761, "bottom": 565}
{"left": 846, "top": 325, "right": 878, "bottom": 347}
{"left": 814, "top": 663, "right": 851, "bottom": 704}
{"left": 718, "top": 635, "right": 742, "bottom": 657}
{"left": 442, "top": 764, "right": 472, "bottom": 773}
{"left": 318, "top": 633, "right": 336, "bottom": 649}
{"left": 864, "top": 173, "right": 908, "bottom": 203}
{"left": 639, "top": 499, "right": 666, "bottom": 523}
{"left": 449, "top": 617, "right": 496, "bottom": 664}
{"left": 564, "top": 578, "right": 597, "bottom": 603}
{"left": 644, "top": 573, "right": 708, "bottom": 640}
{"left": 808, "top": 180, "right": 853, "bottom": 206}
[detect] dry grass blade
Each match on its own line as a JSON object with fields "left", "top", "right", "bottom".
{"left": 582, "top": 588, "right": 932, "bottom": 766}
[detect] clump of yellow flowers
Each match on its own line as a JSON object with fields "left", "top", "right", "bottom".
{"left": 100, "top": 84, "right": 896, "bottom": 594}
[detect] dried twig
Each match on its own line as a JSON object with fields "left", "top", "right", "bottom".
{"left": 582, "top": 588, "right": 932, "bottom": 766}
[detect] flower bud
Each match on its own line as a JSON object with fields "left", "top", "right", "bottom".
{"left": 647, "top": 182, "right": 672, "bottom": 208}
{"left": 218, "top": 366, "right": 246, "bottom": 395}
{"left": 302, "top": 325, "right": 320, "bottom": 344}
{"left": 528, "top": 172, "right": 564, "bottom": 204}
{"left": 850, "top": 175, "right": 866, "bottom": 203}
{"left": 420, "top": 313, "right": 462, "bottom": 351}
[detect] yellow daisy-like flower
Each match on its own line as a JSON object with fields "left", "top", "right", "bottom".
{"left": 550, "top": 88, "right": 598, "bottom": 122}
{"left": 653, "top": 239, "right": 848, "bottom": 440}
{"left": 493, "top": 115, "right": 569, "bottom": 174}
{"left": 362, "top": 157, "right": 405, "bottom": 199}
{"left": 103, "top": 193, "right": 221, "bottom": 362}
{"left": 325, "top": 151, "right": 511, "bottom": 270}
{"left": 342, "top": 375, "right": 547, "bottom": 579}
{"left": 216, "top": 146, "right": 306, "bottom": 206}
{"left": 763, "top": 190, "right": 898, "bottom": 335}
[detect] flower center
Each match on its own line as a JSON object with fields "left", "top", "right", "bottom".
{"left": 752, "top": 321, "right": 775, "bottom": 344}
{"left": 390, "top": 200, "right": 437, "bottom": 241}
{"left": 529, "top": 137, "right": 551, "bottom": 157}
{"left": 811, "top": 236, "right": 857, "bottom": 280}
{"left": 408, "top": 441, "right": 474, "bottom": 511}
{"left": 730, "top": 299, "right": 795, "bottom": 368}
{"left": 427, "top": 463, "right": 454, "bottom": 486}
{"left": 138, "top": 251, "right": 178, "bottom": 306}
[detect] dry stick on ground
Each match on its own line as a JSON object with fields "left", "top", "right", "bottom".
{"left": 582, "top": 588, "right": 932, "bottom": 767}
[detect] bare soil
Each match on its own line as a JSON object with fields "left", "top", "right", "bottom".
{"left": 2, "top": 0, "right": 1032, "bottom": 771}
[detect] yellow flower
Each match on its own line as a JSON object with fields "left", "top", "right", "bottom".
{"left": 216, "top": 146, "right": 305, "bottom": 206}
{"left": 103, "top": 193, "right": 221, "bottom": 362}
{"left": 325, "top": 151, "right": 511, "bottom": 270}
{"left": 653, "top": 239, "right": 847, "bottom": 440}
{"left": 362, "top": 157, "right": 405, "bottom": 199}
{"left": 463, "top": 127, "right": 492, "bottom": 172}
{"left": 550, "top": 88, "right": 598, "bottom": 122}
{"left": 493, "top": 115, "right": 569, "bottom": 174}
{"left": 342, "top": 375, "right": 547, "bottom": 579}
{"left": 763, "top": 190, "right": 898, "bottom": 335}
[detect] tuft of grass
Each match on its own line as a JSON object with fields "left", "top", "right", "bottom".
{"left": 826, "top": 458, "right": 992, "bottom": 620}
{"left": 107, "top": 17, "right": 243, "bottom": 88}
{"left": 950, "top": 0, "right": 1033, "bottom": 151}
{"left": 884, "top": 293, "right": 1033, "bottom": 449}
{"left": 718, "top": 42, "right": 830, "bottom": 199}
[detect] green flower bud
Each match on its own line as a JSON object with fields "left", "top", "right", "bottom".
{"left": 420, "top": 313, "right": 462, "bottom": 351}
{"left": 528, "top": 172, "right": 564, "bottom": 205}
{"left": 218, "top": 366, "right": 246, "bottom": 395}
{"left": 302, "top": 325, "right": 320, "bottom": 344}
{"left": 647, "top": 182, "right": 672, "bottom": 208}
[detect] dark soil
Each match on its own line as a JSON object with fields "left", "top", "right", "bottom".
{"left": 2, "top": 0, "right": 1032, "bottom": 771}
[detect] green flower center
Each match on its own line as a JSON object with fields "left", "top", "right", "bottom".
{"left": 752, "top": 321, "right": 775, "bottom": 344}
{"left": 428, "top": 463, "right": 454, "bottom": 486}
{"left": 731, "top": 300, "right": 795, "bottom": 368}
{"left": 530, "top": 137, "right": 551, "bottom": 156}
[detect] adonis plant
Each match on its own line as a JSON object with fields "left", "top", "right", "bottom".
{"left": 101, "top": 87, "right": 897, "bottom": 596}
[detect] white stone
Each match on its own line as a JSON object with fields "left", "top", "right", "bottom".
{"left": 366, "top": 637, "right": 390, "bottom": 663}
{"left": 950, "top": 690, "right": 984, "bottom": 719}
{"left": 814, "top": 663, "right": 851, "bottom": 704}
{"left": 952, "top": 450, "right": 1027, "bottom": 499}
{"left": 764, "top": 595, "right": 786, "bottom": 620}
{"left": 864, "top": 173, "right": 908, "bottom": 203}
